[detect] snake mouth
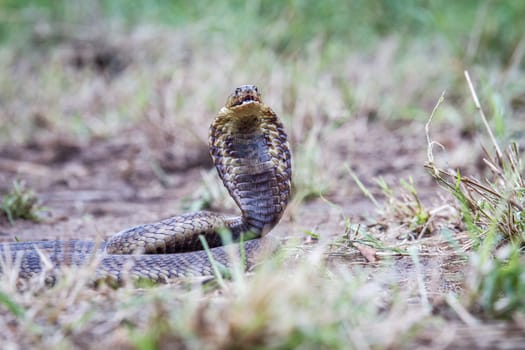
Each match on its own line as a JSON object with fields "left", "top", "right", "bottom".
{"left": 227, "top": 85, "right": 262, "bottom": 108}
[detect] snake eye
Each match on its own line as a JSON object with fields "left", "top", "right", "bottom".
{"left": 235, "top": 87, "right": 241, "bottom": 94}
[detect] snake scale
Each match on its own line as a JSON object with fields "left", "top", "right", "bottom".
{"left": 0, "top": 85, "right": 291, "bottom": 282}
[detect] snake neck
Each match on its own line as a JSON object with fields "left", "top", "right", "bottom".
{"left": 210, "top": 103, "right": 291, "bottom": 237}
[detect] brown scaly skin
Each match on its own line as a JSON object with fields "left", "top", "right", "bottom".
{"left": 0, "top": 85, "right": 291, "bottom": 282}
{"left": 210, "top": 85, "right": 291, "bottom": 236}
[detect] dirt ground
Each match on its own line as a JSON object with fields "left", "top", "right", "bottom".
{"left": 0, "top": 114, "right": 477, "bottom": 297}
{"left": 0, "top": 116, "right": 462, "bottom": 240}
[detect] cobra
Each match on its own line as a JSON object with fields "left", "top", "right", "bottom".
{"left": 0, "top": 85, "right": 291, "bottom": 282}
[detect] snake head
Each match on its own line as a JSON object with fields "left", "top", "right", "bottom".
{"left": 226, "top": 85, "right": 262, "bottom": 108}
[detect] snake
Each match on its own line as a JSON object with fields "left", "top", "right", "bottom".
{"left": 0, "top": 85, "right": 292, "bottom": 282}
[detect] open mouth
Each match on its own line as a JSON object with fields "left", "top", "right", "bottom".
{"left": 227, "top": 85, "right": 262, "bottom": 108}
{"left": 231, "top": 93, "right": 261, "bottom": 107}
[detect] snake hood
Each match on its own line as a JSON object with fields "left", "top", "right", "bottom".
{"left": 210, "top": 85, "right": 292, "bottom": 236}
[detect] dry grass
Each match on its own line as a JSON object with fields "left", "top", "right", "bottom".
{"left": 425, "top": 72, "right": 525, "bottom": 321}
{"left": 0, "top": 239, "right": 439, "bottom": 349}
{"left": 426, "top": 72, "right": 525, "bottom": 247}
{"left": 1, "top": 4, "right": 525, "bottom": 348}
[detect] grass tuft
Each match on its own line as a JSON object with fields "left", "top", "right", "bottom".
{"left": 376, "top": 177, "right": 432, "bottom": 238}
{"left": 425, "top": 72, "right": 525, "bottom": 320}
{"left": 0, "top": 180, "right": 44, "bottom": 224}
{"left": 425, "top": 143, "right": 525, "bottom": 245}
{"left": 466, "top": 244, "right": 525, "bottom": 319}
{"left": 425, "top": 73, "right": 525, "bottom": 246}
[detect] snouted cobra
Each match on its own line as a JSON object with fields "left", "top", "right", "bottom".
{"left": 0, "top": 85, "right": 291, "bottom": 282}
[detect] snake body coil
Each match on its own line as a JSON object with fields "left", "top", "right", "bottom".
{"left": 0, "top": 85, "right": 291, "bottom": 282}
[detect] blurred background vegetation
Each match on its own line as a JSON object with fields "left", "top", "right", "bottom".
{"left": 1, "top": 0, "right": 524, "bottom": 61}
{"left": 0, "top": 0, "right": 523, "bottom": 146}
{"left": 1, "top": 1, "right": 522, "bottom": 255}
